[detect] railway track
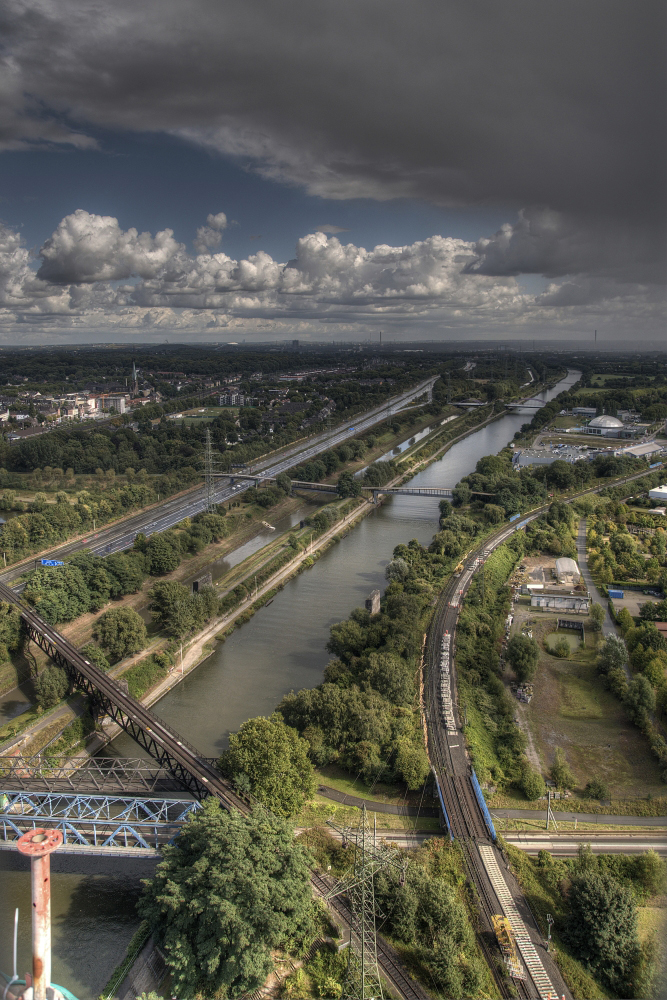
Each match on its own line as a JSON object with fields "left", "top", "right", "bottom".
{"left": 0, "top": 582, "right": 430, "bottom": 1000}
{"left": 310, "top": 871, "right": 431, "bottom": 1000}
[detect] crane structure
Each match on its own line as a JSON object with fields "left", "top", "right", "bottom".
{"left": 326, "top": 804, "right": 405, "bottom": 1000}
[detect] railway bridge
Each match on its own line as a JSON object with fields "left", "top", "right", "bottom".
{"left": 0, "top": 580, "right": 246, "bottom": 809}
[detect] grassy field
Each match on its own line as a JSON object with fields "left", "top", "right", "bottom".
{"left": 508, "top": 607, "right": 665, "bottom": 797}
{"left": 316, "top": 763, "right": 435, "bottom": 807}
{"left": 296, "top": 794, "right": 442, "bottom": 833}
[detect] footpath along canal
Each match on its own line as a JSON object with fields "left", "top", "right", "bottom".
{"left": 0, "top": 370, "right": 580, "bottom": 999}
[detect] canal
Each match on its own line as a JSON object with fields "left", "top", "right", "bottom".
{"left": 0, "top": 371, "right": 580, "bottom": 999}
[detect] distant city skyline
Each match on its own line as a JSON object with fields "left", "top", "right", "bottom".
{"left": 0, "top": 0, "right": 664, "bottom": 344}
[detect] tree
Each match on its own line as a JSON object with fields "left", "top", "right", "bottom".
{"left": 596, "top": 634, "right": 627, "bottom": 675}
{"left": 93, "top": 607, "right": 147, "bottom": 662}
{"left": 615, "top": 607, "right": 634, "bottom": 634}
{"left": 564, "top": 867, "right": 639, "bottom": 993}
{"left": 218, "top": 713, "right": 316, "bottom": 817}
{"left": 588, "top": 602, "right": 605, "bottom": 631}
{"left": 104, "top": 552, "right": 146, "bottom": 596}
{"left": 385, "top": 557, "right": 409, "bottom": 583}
{"left": 483, "top": 503, "right": 505, "bottom": 524}
{"left": 34, "top": 665, "right": 68, "bottom": 709}
{"left": 506, "top": 634, "right": 539, "bottom": 682}
{"left": 275, "top": 472, "right": 292, "bottom": 494}
{"left": 625, "top": 674, "right": 656, "bottom": 724}
{"left": 138, "top": 800, "right": 315, "bottom": 999}
{"left": 0, "top": 601, "right": 22, "bottom": 660}
{"left": 550, "top": 747, "right": 575, "bottom": 791}
{"left": 80, "top": 642, "right": 110, "bottom": 672}
{"left": 394, "top": 738, "right": 430, "bottom": 791}
{"left": 145, "top": 533, "right": 181, "bottom": 575}
{"left": 521, "top": 766, "right": 546, "bottom": 801}
{"left": 583, "top": 778, "right": 609, "bottom": 800}
{"left": 336, "top": 470, "right": 362, "bottom": 497}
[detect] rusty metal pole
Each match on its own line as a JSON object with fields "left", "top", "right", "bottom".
{"left": 17, "top": 828, "right": 63, "bottom": 1000}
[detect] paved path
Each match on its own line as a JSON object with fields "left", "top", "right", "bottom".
{"left": 577, "top": 518, "right": 616, "bottom": 637}
{"left": 492, "top": 808, "right": 667, "bottom": 827}
{"left": 317, "top": 784, "right": 439, "bottom": 817}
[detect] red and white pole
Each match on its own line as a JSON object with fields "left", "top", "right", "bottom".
{"left": 17, "top": 828, "right": 63, "bottom": 1000}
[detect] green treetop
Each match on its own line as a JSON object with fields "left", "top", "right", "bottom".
{"left": 139, "top": 799, "right": 315, "bottom": 999}
{"left": 219, "top": 713, "right": 316, "bottom": 817}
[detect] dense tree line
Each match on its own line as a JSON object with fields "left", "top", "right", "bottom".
{"left": 0, "top": 468, "right": 199, "bottom": 563}
{"left": 453, "top": 447, "right": 649, "bottom": 523}
{"left": 277, "top": 524, "right": 488, "bottom": 789}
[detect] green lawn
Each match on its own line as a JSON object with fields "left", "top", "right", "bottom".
{"left": 316, "top": 762, "right": 431, "bottom": 806}
{"left": 521, "top": 618, "right": 665, "bottom": 795}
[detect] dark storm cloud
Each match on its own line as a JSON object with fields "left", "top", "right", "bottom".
{"left": 0, "top": 0, "right": 664, "bottom": 284}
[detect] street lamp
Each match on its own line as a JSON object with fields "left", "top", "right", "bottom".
{"left": 546, "top": 912, "right": 554, "bottom": 952}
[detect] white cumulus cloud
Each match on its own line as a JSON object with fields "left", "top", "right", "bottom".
{"left": 193, "top": 212, "right": 228, "bottom": 253}
{"left": 37, "top": 210, "right": 182, "bottom": 284}
{"left": 0, "top": 209, "right": 662, "bottom": 342}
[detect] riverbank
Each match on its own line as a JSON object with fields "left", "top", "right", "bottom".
{"left": 0, "top": 402, "right": 499, "bottom": 756}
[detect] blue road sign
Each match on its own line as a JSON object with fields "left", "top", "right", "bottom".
{"left": 41, "top": 559, "right": 65, "bottom": 567}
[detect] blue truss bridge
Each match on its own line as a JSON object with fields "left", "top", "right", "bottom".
{"left": 0, "top": 789, "right": 199, "bottom": 856}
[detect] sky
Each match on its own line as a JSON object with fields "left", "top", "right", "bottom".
{"left": 0, "top": 0, "right": 665, "bottom": 345}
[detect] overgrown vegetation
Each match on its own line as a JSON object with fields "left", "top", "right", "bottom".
{"left": 277, "top": 520, "right": 485, "bottom": 788}
{"left": 304, "top": 830, "right": 492, "bottom": 999}
{"left": 139, "top": 799, "right": 317, "bottom": 1000}
{"left": 507, "top": 842, "right": 666, "bottom": 999}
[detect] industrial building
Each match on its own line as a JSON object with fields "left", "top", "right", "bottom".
{"left": 531, "top": 594, "right": 590, "bottom": 613}
{"left": 554, "top": 557, "right": 581, "bottom": 585}
{"left": 575, "top": 414, "right": 646, "bottom": 438}
{"left": 649, "top": 485, "right": 667, "bottom": 503}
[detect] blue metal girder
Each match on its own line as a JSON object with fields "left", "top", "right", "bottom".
{"left": 0, "top": 790, "right": 200, "bottom": 853}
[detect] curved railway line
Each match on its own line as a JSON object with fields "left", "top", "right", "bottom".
{"left": 423, "top": 465, "right": 663, "bottom": 999}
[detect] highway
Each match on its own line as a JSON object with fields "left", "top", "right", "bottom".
{"left": 0, "top": 375, "right": 437, "bottom": 582}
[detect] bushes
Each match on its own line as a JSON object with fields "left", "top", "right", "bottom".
{"left": 553, "top": 637, "right": 571, "bottom": 659}
{"left": 123, "top": 650, "right": 173, "bottom": 699}
{"left": 93, "top": 607, "right": 148, "bottom": 663}
{"left": 34, "top": 665, "right": 68, "bottom": 709}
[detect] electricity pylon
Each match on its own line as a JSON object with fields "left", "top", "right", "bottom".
{"left": 204, "top": 428, "right": 218, "bottom": 511}
{"left": 326, "top": 804, "right": 405, "bottom": 1000}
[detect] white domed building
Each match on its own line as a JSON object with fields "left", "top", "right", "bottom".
{"left": 582, "top": 414, "right": 641, "bottom": 438}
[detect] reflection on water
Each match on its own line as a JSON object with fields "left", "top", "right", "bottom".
{"left": 0, "top": 684, "right": 31, "bottom": 726}
{"left": 0, "top": 853, "right": 151, "bottom": 1000}
{"left": 0, "top": 371, "right": 579, "bottom": 997}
